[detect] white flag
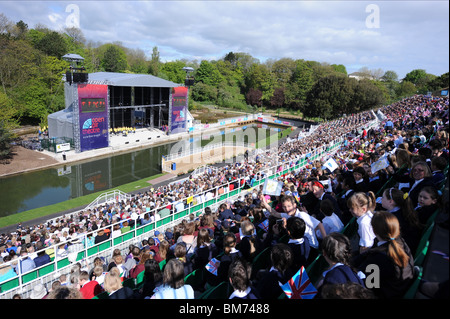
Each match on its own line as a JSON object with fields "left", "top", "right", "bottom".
{"left": 323, "top": 157, "right": 339, "bottom": 172}
{"left": 371, "top": 156, "right": 389, "bottom": 174}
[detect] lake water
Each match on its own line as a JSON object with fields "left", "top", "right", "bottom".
{"left": 0, "top": 124, "right": 285, "bottom": 217}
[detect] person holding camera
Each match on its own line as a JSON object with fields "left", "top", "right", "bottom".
{"left": 259, "top": 194, "right": 325, "bottom": 251}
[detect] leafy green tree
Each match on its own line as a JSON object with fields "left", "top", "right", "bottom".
{"left": 429, "top": 72, "right": 449, "bottom": 91}
{"left": 35, "top": 31, "right": 68, "bottom": 59}
{"left": 217, "top": 84, "right": 247, "bottom": 110}
{"left": 381, "top": 70, "right": 398, "bottom": 82}
{"left": 403, "top": 69, "right": 428, "bottom": 86}
{"left": 215, "top": 60, "right": 243, "bottom": 87}
{"left": 287, "top": 60, "right": 314, "bottom": 109}
{"left": 305, "top": 75, "right": 355, "bottom": 119}
{"left": 191, "top": 82, "right": 218, "bottom": 102}
{"left": 395, "top": 80, "right": 417, "bottom": 98}
{"left": 195, "top": 60, "right": 224, "bottom": 87}
{"left": 244, "top": 63, "right": 275, "bottom": 105}
{"left": 126, "top": 48, "right": 148, "bottom": 74}
{"left": 10, "top": 20, "right": 28, "bottom": 39}
{"left": 0, "top": 91, "right": 16, "bottom": 127}
{"left": 352, "top": 79, "right": 386, "bottom": 113}
{"left": 148, "top": 46, "right": 161, "bottom": 76}
{"left": 331, "top": 64, "right": 347, "bottom": 75}
{"left": 101, "top": 44, "right": 128, "bottom": 72}
{"left": 159, "top": 60, "right": 187, "bottom": 84}
{"left": 0, "top": 120, "right": 14, "bottom": 159}
{"left": 271, "top": 58, "right": 296, "bottom": 87}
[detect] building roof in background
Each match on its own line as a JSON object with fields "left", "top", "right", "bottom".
{"left": 88, "top": 72, "right": 181, "bottom": 88}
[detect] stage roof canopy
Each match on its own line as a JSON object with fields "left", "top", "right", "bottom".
{"left": 88, "top": 72, "right": 180, "bottom": 88}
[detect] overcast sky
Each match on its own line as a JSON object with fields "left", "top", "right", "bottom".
{"left": 1, "top": 0, "right": 449, "bottom": 79}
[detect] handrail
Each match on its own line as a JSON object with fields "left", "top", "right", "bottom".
{"left": 85, "top": 189, "right": 131, "bottom": 211}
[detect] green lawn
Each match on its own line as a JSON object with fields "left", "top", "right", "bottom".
{"left": 0, "top": 173, "right": 166, "bottom": 228}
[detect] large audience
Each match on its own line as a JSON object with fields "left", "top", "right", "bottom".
{"left": 0, "top": 94, "right": 448, "bottom": 299}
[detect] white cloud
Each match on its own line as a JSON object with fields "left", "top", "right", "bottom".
{"left": 0, "top": 0, "right": 448, "bottom": 78}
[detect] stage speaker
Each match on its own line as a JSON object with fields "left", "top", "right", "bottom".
{"left": 73, "top": 72, "right": 88, "bottom": 83}
{"left": 185, "top": 78, "right": 195, "bottom": 87}
{"left": 65, "top": 71, "right": 72, "bottom": 84}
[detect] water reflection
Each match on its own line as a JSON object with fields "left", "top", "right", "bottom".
{"left": 0, "top": 124, "right": 284, "bottom": 216}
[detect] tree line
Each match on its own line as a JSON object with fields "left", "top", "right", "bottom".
{"left": 0, "top": 14, "right": 448, "bottom": 131}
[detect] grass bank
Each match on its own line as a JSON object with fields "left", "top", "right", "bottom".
{"left": 0, "top": 173, "right": 166, "bottom": 228}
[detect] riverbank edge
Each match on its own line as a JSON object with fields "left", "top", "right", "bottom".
{"left": 0, "top": 125, "right": 297, "bottom": 233}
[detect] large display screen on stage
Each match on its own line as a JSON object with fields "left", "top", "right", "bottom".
{"left": 78, "top": 84, "right": 109, "bottom": 152}
{"left": 81, "top": 98, "right": 106, "bottom": 113}
{"left": 170, "top": 86, "right": 188, "bottom": 134}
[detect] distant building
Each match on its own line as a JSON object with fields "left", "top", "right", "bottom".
{"left": 348, "top": 72, "right": 375, "bottom": 81}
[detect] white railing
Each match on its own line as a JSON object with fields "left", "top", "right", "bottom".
{"left": 85, "top": 190, "right": 131, "bottom": 211}
{"left": 162, "top": 141, "right": 248, "bottom": 162}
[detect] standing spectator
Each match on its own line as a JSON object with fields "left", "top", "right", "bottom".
{"left": 337, "top": 174, "right": 356, "bottom": 225}
{"left": 129, "top": 251, "right": 152, "bottom": 279}
{"left": 353, "top": 166, "right": 369, "bottom": 193}
{"left": 259, "top": 194, "right": 326, "bottom": 251}
{"left": 154, "top": 240, "right": 170, "bottom": 263}
{"left": 347, "top": 192, "right": 377, "bottom": 254}
{"left": 214, "top": 233, "right": 243, "bottom": 286}
{"left": 173, "top": 243, "right": 193, "bottom": 277}
{"left": 176, "top": 222, "right": 197, "bottom": 257}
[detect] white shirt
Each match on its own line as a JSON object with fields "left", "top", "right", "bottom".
{"left": 280, "top": 210, "right": 321, "bottom": 249}
{"left": 229, "top": 286, "right": 252, "bottom": 299}
{"left": 317, "top": 213, "right": 344, "bottom": 239}
{"left": 357, "top": 210, "right": 376, "bottom": 248}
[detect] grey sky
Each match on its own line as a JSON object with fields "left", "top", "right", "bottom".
{"left": 1, "top": 0, "right": 448, "bottom": 78}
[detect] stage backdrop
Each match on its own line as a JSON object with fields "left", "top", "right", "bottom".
{"left": 78, "top": 84, "right": 109, "bottom": 152}
{"left": 170, "top": 86, "right": 188, "bottom": 134}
